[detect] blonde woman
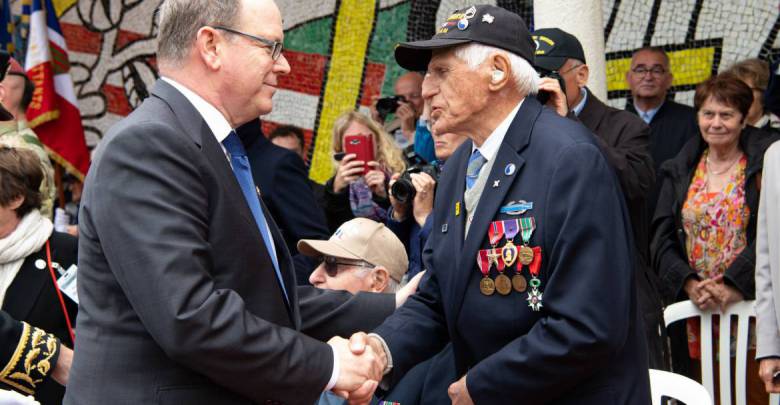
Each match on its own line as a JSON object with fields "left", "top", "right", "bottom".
{"left": 324, "top": 111, "right": 406, "bottom": 232}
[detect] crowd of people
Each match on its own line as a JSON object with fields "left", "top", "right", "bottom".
{"left": 1, "top": 1, "right": 780, "bottom": 404}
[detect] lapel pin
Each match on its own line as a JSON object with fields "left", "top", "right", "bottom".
{"left": 35, "top": 259, "right": 46, "bottom": 270}
{"left": 442, "top": 224, "right": 449, "bottom": 233}
{"left": 493, "top": 180, "right": 500, "bottom": 188}
{"left": 455, "top": 201, "right": 461, "bottom": 216}
{"left": 504, "top": 163, "right": 516, "bottom": 176}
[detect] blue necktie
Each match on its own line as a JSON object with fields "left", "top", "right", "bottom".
{"left": 466, "top": 149, "right": 486, "bottom": 190}
{"left": 222, "top": 131, "right": 289, "bottom": 304}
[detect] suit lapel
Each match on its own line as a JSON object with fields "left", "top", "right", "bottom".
{"left": 3, "top": 250, "right": 48, "bottom": 321}
{"left": 447, "top": 98, "right": 541, "bottom": 324}
{"left": 449, "top": 141, "right": 472, "bottom": 249}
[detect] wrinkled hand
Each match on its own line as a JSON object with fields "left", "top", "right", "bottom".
{"left": 684, "top": 277, "right": 718, "bottom": 311}
{"left": 333, "top": 154, "right": 364, "bottom": 193}
{"left": 448, "top": 375, "right": 473, "bottom": 405}
{"left": 365, "top": 162, "right": 387, "bottom": 198}
{"left": 699, "top": 277, "right": 744, "bottom": 310}
{"left": 396, "top": 101, "right": 417, "bottom": 140}
{"left": 396, "top": 271, "right": 425, "bottom": 308}
{"left": 410, "top": 173, "right": 436, "bottom": 227}
{"left": 759, "top": 358, "right": 780, "bottom": 393}
{"left": 52, "top": 345, "right": 73, "bottom": 386}
{"left": 538, "top": 77, "right": 568, "bottom": 117}
{"left": 329, "top": 333, "right": 383, "bottom": 399}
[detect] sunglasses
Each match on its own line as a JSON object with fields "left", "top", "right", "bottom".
{"left": 319, "top": 256, "right": 375, "bottom": 277}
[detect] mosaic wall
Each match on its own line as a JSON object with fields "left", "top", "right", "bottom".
{"left": 35, "top": 0, "right": 780, "bottom": 181}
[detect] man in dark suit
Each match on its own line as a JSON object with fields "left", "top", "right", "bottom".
{"left": 532, "top": 27, "right": 666, "bottom": 370}
{"left": 237, "top": 119, "right": 329, "bottom": 282}
{"left": 355, "top": 5, "right": 651, "bottom": 404}
{"left": 65, "top": 1, "right": 392, "bottom": 404}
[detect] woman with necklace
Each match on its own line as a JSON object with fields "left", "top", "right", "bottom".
{"left": 651, "top": 72, "right": 779, "bottom": 403}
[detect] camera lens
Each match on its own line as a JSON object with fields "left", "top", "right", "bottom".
{"left": 391, "top": 178, "right": 416, "bottom": 205}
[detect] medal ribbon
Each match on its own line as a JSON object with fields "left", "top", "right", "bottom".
{"left": 488, "top": 220, "right": 505, "bottom": 246}
{"left": 503, "top": 219, "right": 519, "bottom": 241}
{"left": 519, "top": 217, "right": 536, "bottom": 245}
{"left": 477, "top": 249, "right": 491, "bottom": 276}
{"left": 529, "top": 246, "right": 542, "bottom": 277}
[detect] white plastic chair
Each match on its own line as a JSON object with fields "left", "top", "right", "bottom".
{"left": 664, "top": 300, "right": 780, "bottom": 405}
{"left": 649, "top": 368, "right": 713, "bottom": 404}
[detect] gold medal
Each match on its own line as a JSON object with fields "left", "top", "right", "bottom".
{"left": 480, "top": 276, "right": 495, "bottom": 295}
{"left": 495, "top": 274, "right": 512, "bottom": 295}
{"left": 512, "top": 274, "right": 527, "bottom": 292}
{"left": 502, "top": 240, "right": 518, "bottom": 267}
{"left": 518, "top": 245, "right": 534, "bottom": 265}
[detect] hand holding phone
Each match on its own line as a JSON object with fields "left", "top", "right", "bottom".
{"left": 343, "top": 134, "right": 375, "bottom": 175}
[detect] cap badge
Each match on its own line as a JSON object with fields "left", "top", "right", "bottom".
{"left": 482, "top": 14, "right": 494, "bottom": 24}
{"left": 457, "top": 18, "right": 469, "bottom": 30}
{"left": 464, "top": 6, "right": 477, "bottom": 19}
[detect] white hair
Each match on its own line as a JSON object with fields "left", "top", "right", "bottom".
{"left": 453, "top": 43, "right": 539, "bottom": 96}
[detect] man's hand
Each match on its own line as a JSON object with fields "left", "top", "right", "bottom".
{"left": 396, "top": 101, "right": 417, "bottom": 140}
{"left": 328, "top": 333, "right": 383, "bottom": 396}
{"left": 410, "top": 173, "right": 435, "bottom": 227}
{"left": 448, "top": 374, "right": 474, "bottom": 405}
{"left": 396, "top": 271, "right": 425, "bottom": 308}
{"left": 51, "top": 345, "right": 73, "bottom": 386}
{"left": 333, "top": 154, "right": 364, "bottom": 193}
{"left": 759, "top": 358, "right": 780, "bottom": 393}
{"left": 365, "top": 162, "right": 388, "bottom": 198}
{"left": 537, "top": 77, "right": 568, "bottom": 117}
{"left": 684, "top": 277, "right": 718, "bottom": 311}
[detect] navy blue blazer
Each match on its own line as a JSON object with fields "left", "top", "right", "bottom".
{"left": 374, "top": 97, "right": 651, "bottom": 404}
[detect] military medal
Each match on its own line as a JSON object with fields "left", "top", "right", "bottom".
{"left": 512, "top": 273, "right": 527, "bottom": 292}
{"left": 526, "top": 246, "right": 543, "bottom": 311}
{"left": 490, "top": 248, "right": 511, "bottom": 295}
{"left": 501, "top": 219, "right": 519, "bottom": 267}
{"left": 487, "top": 220, "right": 504, "bottom": 248}
{"left": 517, "top": 217, "right": 536, "bottom": 265}
{"left": 477, "top": 249, "right": 495, "bottom": 296}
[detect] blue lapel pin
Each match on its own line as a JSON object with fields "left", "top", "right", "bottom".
{"left": 505, "top": 163, "right": 516, "bottom": 176}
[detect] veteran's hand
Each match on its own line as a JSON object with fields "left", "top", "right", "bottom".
{"left": 448, "top": 374, "right": 474, "bottom": 405}
{"left": 328, "top": 333, "right": 383, "bottom": 396}
{"left": 538, "top": 77, "right": 568, "bottom": 117}
{"left": 759, "top": 358, "right": 780, "bottom": 393}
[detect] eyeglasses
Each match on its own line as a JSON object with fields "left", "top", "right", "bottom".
{"left": 212, "top": 26, "right": 284, "bottom": 60}
{"left": 319, "top": 256, "right": 375, "bottom": 277}
{"left": 631, "top": 66, "right": 667, "bottom": 77}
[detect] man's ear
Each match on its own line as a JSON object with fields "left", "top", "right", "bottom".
{"left": 488, "top": 53, "right": 512, "bottom": 91}
{"left": 576, "top": 63, "right": 590, "bottom": 88}
{"left": 195, "top": 26, "right": 224, "bottom": 71}
{"left": 370, "top": 267, "right": 390, "bottom": 293}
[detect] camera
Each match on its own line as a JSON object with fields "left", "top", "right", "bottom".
{"left": 376, "top": 95, "right": 407, "bottom": 120}
{"left": 535, "top": 69, "right": 567, "bottom": 105}
{"left": 391, "top": 163, "right": 440, "bottom": 205}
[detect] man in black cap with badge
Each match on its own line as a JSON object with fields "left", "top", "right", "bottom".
{"left": 532, "top": 27, "right": 667, "bottom": 370}
{"left": 348, "top": 4, "right": 651, "bottom": 405}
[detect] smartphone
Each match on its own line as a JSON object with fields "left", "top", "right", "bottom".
{"left": 343, "top": 134, "right": 375, "bottom": 174}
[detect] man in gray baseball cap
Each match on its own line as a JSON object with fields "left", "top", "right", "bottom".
{"left": 350, "top": 5, "right": 651, "bottom": 405}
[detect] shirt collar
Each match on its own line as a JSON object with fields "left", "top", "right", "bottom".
{"left": 161, "top": 77, "right": 233, "bottom": 143}
{"left": 633, "top": 100, "right": 664, "bottom": 124}
{"left": 471, "top": 99, "right": 524, "bottom": 162}
{"left": 572, "top": 87, "right": 588, "bottom": 117}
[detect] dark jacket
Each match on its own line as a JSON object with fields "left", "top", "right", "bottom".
{"left": 237, "top": 119, "right": 330, "bottom": 283}
{"left": 1, "top": 231, "right": 78, "bottom": 405}
{"left": 651, "top": 126, "right": 780, "bottom": 302}
{"left": 626, "top": 100, "right": 698, "bottom": 173}
{"left": 375, "top": 97, "right": 650, "bottom": 404}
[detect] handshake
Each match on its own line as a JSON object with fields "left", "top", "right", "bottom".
{"left": 327, "top": 332, "right": 387, "bottom": 404}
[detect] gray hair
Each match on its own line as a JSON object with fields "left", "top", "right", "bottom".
{"left": 156, "top": 0, "right": 241, "bottom": 64}
{"left": 453, "top": 43, "right": 539, "bottom": 96}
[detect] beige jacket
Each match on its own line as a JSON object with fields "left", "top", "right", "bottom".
{"left": 756, "top": 141, "right": 780, "bottom": 358}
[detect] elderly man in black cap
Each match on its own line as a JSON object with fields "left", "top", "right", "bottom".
{"left": 531, "top": 28, "right": 667, "bottom": 371}
{"left": 345, "top": 5, "right": 651, "bottom": 405}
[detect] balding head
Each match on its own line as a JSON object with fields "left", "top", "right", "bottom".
{"left": 394, "top": 72, "right": 424, "bottom": 116}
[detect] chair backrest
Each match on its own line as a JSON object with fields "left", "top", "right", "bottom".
{"left": 649, "top": 368, "right": 713, "bottom": 404}
{"left": 663, "top": 300, "right": 780, "bottom": 405}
